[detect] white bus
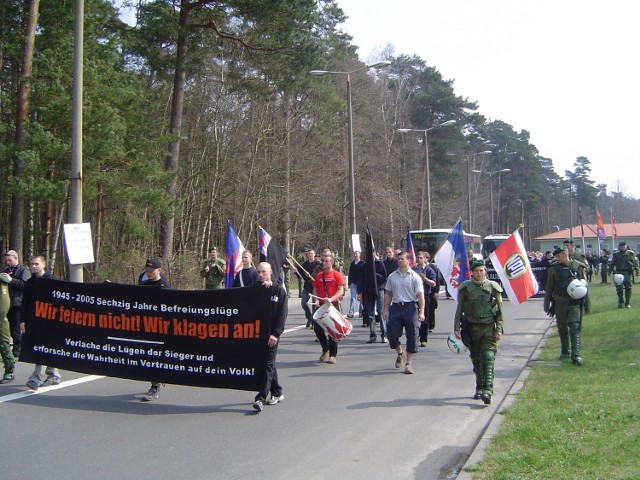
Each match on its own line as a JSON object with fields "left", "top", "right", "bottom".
{"left": 408, "top": 229, "right": 481, "bottom": 259}
{"left": 481, "top": 234, "right": 511, "bottom": 258}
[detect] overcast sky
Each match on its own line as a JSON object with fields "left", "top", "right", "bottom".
{"left": 335, "top": 0, "right": 640, "bottom": 199}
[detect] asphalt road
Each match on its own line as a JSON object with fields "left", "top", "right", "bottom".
{"left": 0, "top": 290, "right": 551, "bottom": 480}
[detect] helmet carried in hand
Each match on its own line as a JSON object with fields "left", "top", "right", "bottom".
{"left": 613, "top": 274, "right": 624, "bottom": 286}
{"left": 567, "top": 278, "right": 588, "bottom": 299}
{"left": 447, "top": 333, "right": 468, "bottom": 354}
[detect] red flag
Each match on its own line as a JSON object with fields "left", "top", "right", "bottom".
{"left": 488, "top": 230, "right": 538, "bottom": 305}
{"left": 610, "top": 208, "right": 618, "bottom": 239}
{"left": 595, "top": 208, "right": 605, "bottom": 239}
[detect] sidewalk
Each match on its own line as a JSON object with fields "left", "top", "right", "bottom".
{"left": 455, "top": 315, "right": 555, "bottom": 479}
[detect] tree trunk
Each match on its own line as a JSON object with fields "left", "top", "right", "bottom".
{"left": 161, "top": 1, "right": 190, "bottom": 263}
{"left": 11, "top": 0, "right": 40, "bottom": 252}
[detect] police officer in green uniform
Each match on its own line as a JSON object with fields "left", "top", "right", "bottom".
{"left": 544, "top": 246, "right": 591, "bottom": 365}
{"left": 200, "top": 246, "right": 226, "bottom": 289}
{"left": 454, "top": 259, "right": 504, "bottom": 405}
{"left": 0, "top": 279, "right": 16, "bottom": 384}
{"left": 599, "top": 250, "right": 610, "bottom": 283}
{"left": 563, "top": 238, "right": 589, "bottom": 275}
{"left": 608, "top": 241, "right": 639, "bottom": 308}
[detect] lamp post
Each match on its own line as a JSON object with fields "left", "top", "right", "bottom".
{"left": 466, "top": 150, "right": 491, "bottom": 232}
{"left": 474, "top": 168, "right": 511, "bottom": 234}
{"left": 310, "top": 61, "right": 391, "bottom": 235}
{"left": 397, "top": 120, "right": 456, "bottom": 229}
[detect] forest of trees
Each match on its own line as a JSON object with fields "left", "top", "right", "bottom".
{"left": 1, "top": 0, "right": 638, "bottom": 287}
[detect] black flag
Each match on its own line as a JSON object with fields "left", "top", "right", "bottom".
{"left": 362, "top": 224, "right": 378, "bottom": 302}
{"left": 259, "top": 227, "right": 288, "bottom": 286}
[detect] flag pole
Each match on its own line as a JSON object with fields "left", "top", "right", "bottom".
{"left": 579, "top": 207, "right": 586, "bottom": 254}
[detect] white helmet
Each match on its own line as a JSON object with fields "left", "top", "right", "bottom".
{"left": 447, "top": 333, "right": 468, "bottom": 354}
{"left": 613, "top": 274, "right": 624, "bottom": 286}
{"left": 567, "top": 278, "right": 588, "bottom": 300}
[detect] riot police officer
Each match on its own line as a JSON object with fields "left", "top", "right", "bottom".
{"left": 544, "top": 246, "right": 591, "bottom": 365}
{"left": 609, "top": 241, "right": 639, "bottom": 308}
{"left": 454, "top": 259, "right": 504, "bottom": 405}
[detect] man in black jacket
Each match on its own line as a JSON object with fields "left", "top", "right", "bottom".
{"left": 2, "top": 250, "right": 31, "bottom": 358}
{"left": 252, "top": 262, "right": 288, "bottom": 412}
{"left": 297, "top": 249, "right": 320, "bottom": 329}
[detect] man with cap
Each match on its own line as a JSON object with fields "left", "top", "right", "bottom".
{"left": 139, "top": 258, "right": 170, "bottom": 400}
{"left": 544, "top": 246, "right": 591, "bottom": 365}
{"left": 139, "top": 257, "right": 170, "bottom": 288}
{"left": 454, "top": 259, "right": 504, "bottom": 405}
{"left": 563, "top": 238, "right": 589, "bottom": 272}
{"left": 608, "top": 241, "right": 639, "bottom": 308}
{"left": 200, "top": 246, "right": 226, "bottom": 289}
{"left": 599, "top": 249, "right": 610, "bottom": 284}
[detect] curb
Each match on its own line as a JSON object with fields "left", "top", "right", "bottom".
{"left": 455, "top": 318, "right": 556, "bottom": 479}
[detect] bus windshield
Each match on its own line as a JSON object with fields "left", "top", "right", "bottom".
{"left": 481, "top": 235, "right": 510, "bottom": 258}
{"left": 409, "top": 229, "right": 481, "bottom": 259}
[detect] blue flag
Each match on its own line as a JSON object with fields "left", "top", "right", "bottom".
{"left": 433, "top": 220, "right": 470, "bottom": 302}
{"left": 224, "top": 221, "right": 245, "bottom": 288}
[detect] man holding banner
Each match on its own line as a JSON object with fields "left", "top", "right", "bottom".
{"left": 252, "top": 263, "right": 287, "bottom": 413}
{"left": 20, "top": 256, "right": 61, "bottom": 390}
{"left": 140, "top": 258, "right": 170, "bottom": 401}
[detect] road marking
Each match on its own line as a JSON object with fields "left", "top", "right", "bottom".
{"left": 1, "top": 324, "right": 309, "bottom": 403}
{"left": 283, "top": 325, "right": 307, "bottom": 334}
{"left": 0, "top": 375, "right": 104, "bottom": 404}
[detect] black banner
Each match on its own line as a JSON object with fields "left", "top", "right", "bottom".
{"left": 487, "top": 260, "right": 548, "bottom": 297}
{"left": 20, "top": 279, "right": 272, "bottom": 391}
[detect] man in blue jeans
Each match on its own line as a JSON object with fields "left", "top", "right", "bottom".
{"left": 20, "top": 256, "right": 60, "bottom": 390}
{"left": 382, "top": 251, "right": 425, "bottom": 374}
{"left": 347, "top": 251, "right": 363, "bottom": 318}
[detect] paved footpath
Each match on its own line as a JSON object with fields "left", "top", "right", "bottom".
{"left": 0, "top": 289, "right": 552, "bottom": 480}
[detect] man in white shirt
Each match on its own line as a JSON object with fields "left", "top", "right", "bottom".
{"left": 382, "top": 251, "right": 425, "bottom": 374}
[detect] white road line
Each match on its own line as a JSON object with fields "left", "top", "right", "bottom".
{"left": 283, "top": 325, "right": 307, "bottom": 334}
{"left": 1, "top": 324, "right": 308, "bottom": 404}
{"left": 0, "top": 375, "right": 104, "bottom": 404}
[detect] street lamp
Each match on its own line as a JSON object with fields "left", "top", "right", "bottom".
{"left": 397, "top": 120, "right": 457, "bottom": 229}
{"left": 310, "top": 61, "right": 392, "bottom": 235}
{"left": 474, "top": 168, "right": 510, "bottom": 234}
{"left": 466, "top": 150, "right": 492, "bottom": 232}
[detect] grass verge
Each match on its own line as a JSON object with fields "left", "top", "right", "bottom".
{"left": 465, "top": 282, "right": 640, "bottom": 480}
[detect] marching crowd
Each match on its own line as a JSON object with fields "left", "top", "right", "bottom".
{"left": 1, "top": 236, "right": 638, "bottom": 412}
